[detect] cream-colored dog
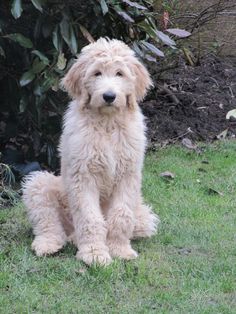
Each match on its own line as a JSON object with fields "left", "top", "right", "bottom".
{"left": 22, "top": 38, "right": 159, "bottom": 266}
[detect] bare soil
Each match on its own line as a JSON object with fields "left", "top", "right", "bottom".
{"left": 142, "top": 54, "right": 236, "bottom": 145}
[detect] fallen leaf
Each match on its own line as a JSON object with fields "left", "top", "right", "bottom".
{"left": 206, "top": 188, "right": 223, "bottom": 196}
{"left": 219, "top": 103, "right": 224, "bottom": 109}
{"left": 181, "top": 137, "right": 197, "bottom": 150}
{"left": 198, "top": 168, "right": 207, "bottom": 173}
{"left": 226, "top": 109, "right": 236, "bottom": 120}
{"left": 217, "top": 129, "right": 228, "bottom": 140}
{"left": 76, "top": 268, "right": 87, "bottom": 274}
{"left": 160, "top": 171, "right": 175, "bottom": 179}
{"left": 178, "top": 247, "right": 191, "bottom": 255}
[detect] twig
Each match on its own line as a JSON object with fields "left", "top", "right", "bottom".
{"left": 210, "top": 77, "right": 219, "bottom": 88}
{"left": 228, "top": 86, "right": 235, "bottom": 98}
{"left": 157, "top": 83, "right": 180, "bottom": 105}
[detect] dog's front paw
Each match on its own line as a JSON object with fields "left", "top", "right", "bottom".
{"left": 108, "top": 242, "right": 138, "bottom": 260}
{"left": 76, "top": 244, "right": 112, "bottom": 266}
{"left": 32, "top": 236, "right": 65, "bottom": 256}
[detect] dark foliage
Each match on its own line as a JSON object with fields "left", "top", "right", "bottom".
{"left": 0, "top": 0, "right": 189, "bottom": 171}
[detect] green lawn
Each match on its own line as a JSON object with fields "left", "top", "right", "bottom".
{"left": 1, "top": 141, "right": 236, "bottom": 314}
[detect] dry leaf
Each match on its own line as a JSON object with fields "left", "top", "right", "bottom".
{"left": 162, "top": 11, "right": 169, "bottom": 30}
{"left": 181, "top": 138, "right": 197, "bottom": 150}
{"left": 217, "top": 129, "right": 228, "bottom": 140}
{"left": 207, "top": 188, "right": 223, "bottom": 196}
{"left": 226, "top": 109, "right": 236, "bottom": 120}
{"left": 77, "top": 268, "right": 87, "bottom": 274}
{"left": 178, "top": 247, "right": 191, "bottom": 255}
{"left": 160, "top": 171, "right": 175, "bottom": 179}
{"left": 79, "top": 25, "right": 95, "bottom": 43}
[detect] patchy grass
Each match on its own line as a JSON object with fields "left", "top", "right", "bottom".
{"left": 1, "top": 141, "right": 236, "bottom": 313}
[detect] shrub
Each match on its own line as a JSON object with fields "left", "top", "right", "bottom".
{"left": 0, "top": 0, "right": 189, "bottom": 170}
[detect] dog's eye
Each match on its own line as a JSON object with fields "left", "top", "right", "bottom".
{"left": 116, "top": 71, "right": 123, "bottom": 77}
{"left": 95, "top": 72, "right": 102, "bottom": 77}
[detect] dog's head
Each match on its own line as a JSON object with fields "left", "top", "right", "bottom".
{"left": 62, "top": 38, "right": 152, "bottom": 113}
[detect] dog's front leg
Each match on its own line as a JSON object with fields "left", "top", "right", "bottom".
{"left": 68, "top": 178, "right": 111, "bottom": 266}
{"left": 107, "top": 174, "right": 138, "bottom": 260}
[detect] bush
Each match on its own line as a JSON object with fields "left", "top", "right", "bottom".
{"left": 0, "top": 0, "right": 189, "bottom": 170}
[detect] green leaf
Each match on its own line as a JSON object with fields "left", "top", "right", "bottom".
{"left": 166, "top": 28, "right": 191, "bottom": 38}
{"left": 33, "top": 83, "right": 42, "bottom": 96}
{"left": 132, "top": 42, "right": 144, "bottom": 57}
{"left": 60, "top": 18, "right": 69, "bottom": 44}
{"left": 11, "top": 0, "right": 23, "bottom": 19}
{"left": 51, "top": 77, "right": 59, "bottom": 92}
{"left": 122, "top": 0, "right": 147, "bottom": 10}
{"left": 57, "top": 52, "right": 67, "bottom": 70}
{"left": 69, "top": 25, "right": 77, "bottom": 55}
{"left": 99, "top": 0, "right": 108, "bottom": 15}
{"left": 0, "top": 46, "right": 5, "bottom": 58}
{"left": 32, "top": 58, "right": 46, "bottom": 74}
{"left": 117, "top": 11, "right": 134, "bottom": 23}
{"left": 31, "top": 50, "right": 49, "bottom": 65}
{"left": 5, "top": 33, "right": 33, "bottom": 48}
{"left": 41, "top": 75, "right": 56, "bottom": 92}
{"left": 141, "top": 41, "right": 164, "bottom": 57}
{"left": 19, "top": 95, "right": 28, "bottom": 112}
{"left": 138, "top": 20, "right": 158, "bottom": 39}
{"left": 156, "top": 31, "right": 176, "bottom": 47}
{"left": 52, "top": 26, "right": 62, "bottom": 51}
{"left": 31, "top": 0, "right": 43, "bottom": 12}
{"left": 144, "top": 54, "right": 156, "bottom": 62}
{"left": 20, "top": 71, "right": 35, "bottom": 86}
{"left": 60, "top": 19, "right": 77, "bottom": 54}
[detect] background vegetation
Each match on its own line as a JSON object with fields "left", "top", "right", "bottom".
{"left": 1, "top": 0, "right": 235, "bottom": 201}
{"left": 0, "top": 0, "right": 189, "bottom": 171}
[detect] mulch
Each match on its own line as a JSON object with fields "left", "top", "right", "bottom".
{"left": 141, "top": 54, "right": 236, "bottom": 146}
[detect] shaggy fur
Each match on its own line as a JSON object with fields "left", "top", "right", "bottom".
{"left": 22, "top": 38, "right": 160, "bottom": 266}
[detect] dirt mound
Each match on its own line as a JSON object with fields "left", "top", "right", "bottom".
{"left": 142, "top": 55, "right": 236, "bottom": 145}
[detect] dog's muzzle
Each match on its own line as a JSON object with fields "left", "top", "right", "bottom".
{"left": 103, "top": 91, "right": 116, "bottom": 104}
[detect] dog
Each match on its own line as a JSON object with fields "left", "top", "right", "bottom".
{"left": 22, "top": 38, "right": 159, "bottom": 266}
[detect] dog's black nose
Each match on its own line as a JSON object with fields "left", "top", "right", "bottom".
{"left": 103, "top": 91, "right": 116, "bottom": 104}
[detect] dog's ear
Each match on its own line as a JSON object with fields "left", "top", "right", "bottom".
{"left": 130, "top": 60, "right": 153, "bottom": 101}
{"left": 61, "top": 56, "right": 87, "bottom": 99}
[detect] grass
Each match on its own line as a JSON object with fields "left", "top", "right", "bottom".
{"left": 1, "top": 141, "right": 236, "bottom": 314}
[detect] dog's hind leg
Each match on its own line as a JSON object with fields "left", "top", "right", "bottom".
{"left": 22, "top": 172, "right": 67, "bottom": 256}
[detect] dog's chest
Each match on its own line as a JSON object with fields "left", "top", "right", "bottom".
{"left": 87, "top": 127, "right": 141, "bottom": 194}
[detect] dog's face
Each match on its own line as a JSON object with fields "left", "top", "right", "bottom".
{"left": 83, "top": 57, "right": 136, "bottom": 113}
{"left": 62, "top": 38, "right": 152, "bottom": 113}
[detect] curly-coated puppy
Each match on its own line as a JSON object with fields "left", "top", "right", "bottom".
{"left": 22, "top": 38, "right": 160, "bottom": 266}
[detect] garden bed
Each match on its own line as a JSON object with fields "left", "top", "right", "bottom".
{"left": 142, "top": 54, "right": 236, "bottom": 145}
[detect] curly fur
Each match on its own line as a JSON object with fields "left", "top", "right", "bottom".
{"left": 22, "top": 38, "right": 160, "bottom": 266}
